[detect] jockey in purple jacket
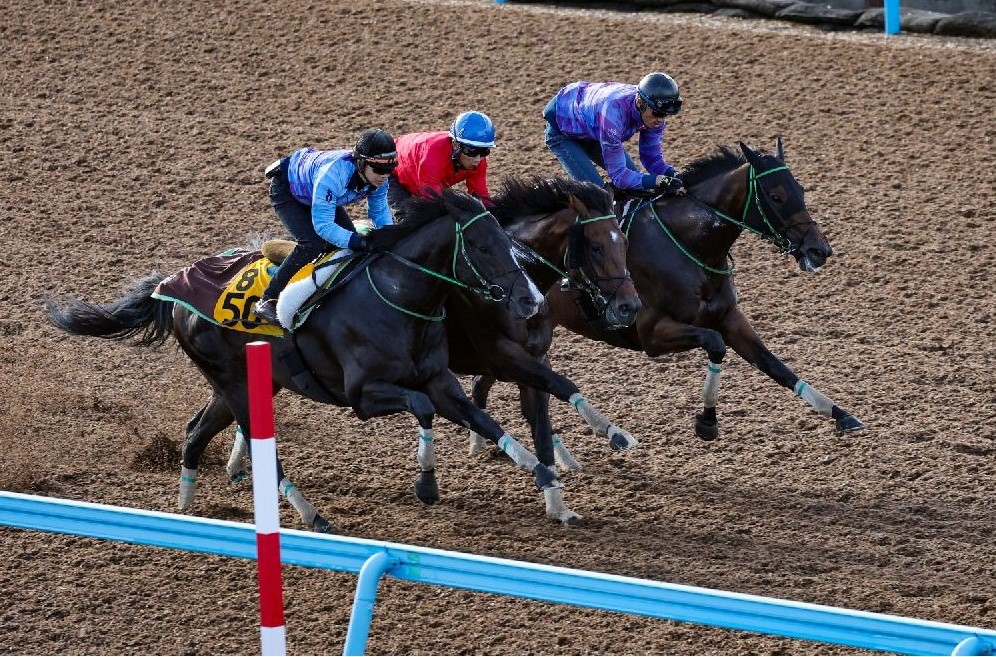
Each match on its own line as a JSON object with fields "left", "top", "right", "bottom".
{"left": 543, "top": 72, "right": 685, "bottom": 195}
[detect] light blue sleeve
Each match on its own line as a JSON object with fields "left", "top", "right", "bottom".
{"left": 367, "top": 180, "right": 394, "bottom": 227}
{"left": 310, "top": 162, "right": 355, "bottom": 248}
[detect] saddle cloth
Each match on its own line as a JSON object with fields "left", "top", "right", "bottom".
{"left": 152, "top": 246, "right": 354, "bottom": 336}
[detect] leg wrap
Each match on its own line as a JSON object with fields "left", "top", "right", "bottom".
{"left": 226, "top": 426, "right": 249, "bottom": 479}
{"left": 417, "top": 427, "right": 436, "bottom": 471}
{"left": 280, "top": 476, "right": 317, "bottom": 527}
{"left": 497, "top": 434, "right": 540, "bottom": 471}
{"left": 702, "top": 361, "right": 722, "bottom": 408}
{"left": 569, "top": 393, "right": 611, "bottom": 437}
{"left": 795, "top": 380, "right": 834, "bottom": 416}
{"left": 178, "top": 467, "right": 197, "bottom": 510}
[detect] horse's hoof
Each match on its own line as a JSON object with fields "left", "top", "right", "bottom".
{"left": 414, "top": 470, "right": 440, "bottom": 505}
{"left": 228, "top": 470, "right": 250, "bottom": 485}
{"left": 312, "top": 514, "right": 336, "bottom": 534}
{"left": 836, "top": 414, "right": 865, "bottom": 432}
{"left": 549, "top": 510, "right": 584, "bottom": 526}
{"left": 607, "top": 425, "right": 639, "bottom": 451}
{"left": 695, "top": 413, "right": 720, "bottom": 441}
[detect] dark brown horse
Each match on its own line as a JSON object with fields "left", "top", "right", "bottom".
{"left": 46, "top": 190, "right": 558, "bottom": 532}
{"left": 477, "top": 139, "right": 864, "bottom": 471}
{"left": 441, "top": 176, "right": 641, "bottom": 524}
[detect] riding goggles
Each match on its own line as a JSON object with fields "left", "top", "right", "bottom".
{"left": 364, "top": 156, "right": 398, "bottom": 175}
{"left": 649, "top": 98, "right": 683, "bottom": 117}
{"left": 459, "top": 145, "right": 491, "bottom": 158}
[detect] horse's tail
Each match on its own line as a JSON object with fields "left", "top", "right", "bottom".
{"left": 45, "top": 271, "right": 174, "bottom": 346}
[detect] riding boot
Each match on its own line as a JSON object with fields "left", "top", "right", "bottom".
{"left": 253, "top": 297, "right": 280, "bottom": 325}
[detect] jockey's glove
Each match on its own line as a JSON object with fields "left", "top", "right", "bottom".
{"left": 348, "top": 232, "right": 373, "bottom": 252}
{"left": 655, "top": 173, "right": 686, "bottom": 196}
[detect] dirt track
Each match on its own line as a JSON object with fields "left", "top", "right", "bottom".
{"left": 2, "top": 0, "right": 995, "bottom": 654}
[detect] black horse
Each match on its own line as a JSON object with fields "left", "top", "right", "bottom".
{"left": 46, "top": 189, "right": 557, "bottom": 533}
{"left": 477, "top": 139, "right": 864, "bottom": 470}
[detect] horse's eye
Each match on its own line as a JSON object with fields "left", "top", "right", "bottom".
{"left": 590, "top": 244, "right": 605, "bottom": 256}
{"left": 769, "top": 193, "right": 784, "bottom": 204}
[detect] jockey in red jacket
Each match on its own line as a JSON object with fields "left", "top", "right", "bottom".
{"left": 389, "top": 111, "right": 496, "bottom": 215}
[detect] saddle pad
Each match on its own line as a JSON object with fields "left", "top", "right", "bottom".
{"left": 152, "top": 248, "right": 351, "bottom": 336}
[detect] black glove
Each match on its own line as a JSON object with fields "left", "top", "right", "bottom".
{"left": 656, "top": 173, "right": 685, "bottom": 195}
{"left": 347, "top": 232, "right": 372, "bottom": 252}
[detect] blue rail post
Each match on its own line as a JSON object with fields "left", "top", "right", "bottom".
{"left": 884, "top": 0, "right": 901, "bottom": 34}
{"left": 343, "top": 550, "right": 394, "bottom": 656}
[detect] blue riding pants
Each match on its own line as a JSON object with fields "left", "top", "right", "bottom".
{"left": 262, "top": 165, "right": 353, "bottom": 300}
{"left": 544, "top": 121, "right": 638, "bottom": 189}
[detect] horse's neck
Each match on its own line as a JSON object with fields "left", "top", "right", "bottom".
{"left": 508, "top": 212, "right": 571, "bottom": 289}
{"left": 370, "top": 226, "right": 456, "bottom": 315}
{"left": 678, "top": 168, "right": 751, "bottom": 255}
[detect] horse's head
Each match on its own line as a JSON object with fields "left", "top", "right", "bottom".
{"left": 390, "top": 189, "right": 543, "bottom": 320}
{"left": 563, "top": 185, "right": 641, "bottom": 328}
{"left": 738, "top": 139, "right": 833, "bottom": 273}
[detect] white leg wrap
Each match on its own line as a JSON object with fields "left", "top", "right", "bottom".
{"left": 468, "top": 430, "right": 488, "bottom": 455}
{"left": 702, "top": 361, "right": 722, "bottom": 408}
{"left": 280, "top": 477, "right": 317, "bottom": 528}
{"left": 795, "top": 380, "right": 834, "bottom": 416}
{"left": 544, "top": 487, "right": 582, "bottom": 525}
{"left": 226, "top": 426, "right": 250, "bottom": 480}
{"left": 552, "top": 434, "right": 583, "bottom": 472}
{"left": 417, "top": 427, "right": 436, "bottom": 471}
{"left": 178, "top": 466, "right": 197, "bottom": 510}
{"left": 569, "top": 393, "right": 611, "bottom": 437}
{"left": 497, "top": 434, "right": 539, "bottom": 471}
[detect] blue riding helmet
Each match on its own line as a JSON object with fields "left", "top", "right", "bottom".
{"left": 637, "top": 72, "right": 682, "bottom": 116}
{"left": 449, "top": 111, "right": 496, "bottom": 148}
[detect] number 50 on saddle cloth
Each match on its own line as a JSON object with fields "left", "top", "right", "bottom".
{"left": 151, "top": 247, "right": 351, "bottom": 336}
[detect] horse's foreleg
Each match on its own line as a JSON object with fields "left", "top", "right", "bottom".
{"left": 722, "top": 310, "right": 865, "bottom": 432}
{"left": 520, "top": 384, "right": 582, "bottom": 524}
{"left": 352, "top": 381, "right": 440, "bottom": 506}
{"left": 468, "top": 375, "right": 496, "bottom": 455}
{"left": 643, "top": 316, "right": 729, "bottom": 440}
{"left": 424, "top": 373, "right": 567, "bottom": 519}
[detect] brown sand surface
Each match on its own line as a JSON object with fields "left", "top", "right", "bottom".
{"left": 1, "top": 0, "right": 994, "bottom": 654}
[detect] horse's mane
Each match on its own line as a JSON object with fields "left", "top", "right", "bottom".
{"left": 681, "top": 144, "right": 782, "bottom": 188}
{"left": 490, "top": 176, "right": 612, "bottom": 227}
{"left": 371, "top": 188, "right": 486, "bottom": 250}
{"left": 680, "top": 146, "right": 747, "bottom": 188}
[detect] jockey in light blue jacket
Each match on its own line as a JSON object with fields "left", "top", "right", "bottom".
{"left": 285, "top": 147, "right": 394, "bottom": 249}
{"left": 252, "top": 128, "right": 398, "bottom": 327}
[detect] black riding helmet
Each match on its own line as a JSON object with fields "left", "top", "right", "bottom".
{"left": 353, "top": 128, "right": 398, "bottom": 172}
{"left": 637, "top": 73, "right": 682, "bottom": 116}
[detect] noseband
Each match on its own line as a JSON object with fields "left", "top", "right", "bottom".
{"left": 517, "top": 213, "right": 632, "bottom": 320}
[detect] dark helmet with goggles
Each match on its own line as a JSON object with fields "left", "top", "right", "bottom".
{"left": 353, "top": 128, "right": 398, "bottom": 174}
{"left": 637, "top": 72, "right": 682, "bottom": 116}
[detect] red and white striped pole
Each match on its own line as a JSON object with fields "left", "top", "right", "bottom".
{"left": 246, "top": 341, "right": 287, "bottom": 656}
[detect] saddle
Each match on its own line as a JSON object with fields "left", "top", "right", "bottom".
{"left": 152, "top": 243, "right": 361, "bottom": 336}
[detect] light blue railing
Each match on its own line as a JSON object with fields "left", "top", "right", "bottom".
{"left": 2, "top": 491, "right": 993, "bottom": 656}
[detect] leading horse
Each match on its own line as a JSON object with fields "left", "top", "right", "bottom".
{"left": 477, "top": 139, "right": 864, "bottom": 470}
{"left": 46, "top": 190, "right": 558, "bottom": 532}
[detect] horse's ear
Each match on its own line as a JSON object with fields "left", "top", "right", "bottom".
{"left": 775, "top": 135, "right": 786, "bottom": 163}
{"left": 739, "top": 141, "right": 763, "bottom": 168}
{"left": 567, "top": 193, "right": 585, "bottom": 217}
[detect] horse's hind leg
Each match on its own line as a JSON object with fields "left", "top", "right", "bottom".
{"left": 179, "top": 395, "right": 235, "bottom": 510}
{"left": 226, "top": 425, "right": 250, "bottom": 484}
{"left": 468, "top": 375, "right": 495, "bottom": 455}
